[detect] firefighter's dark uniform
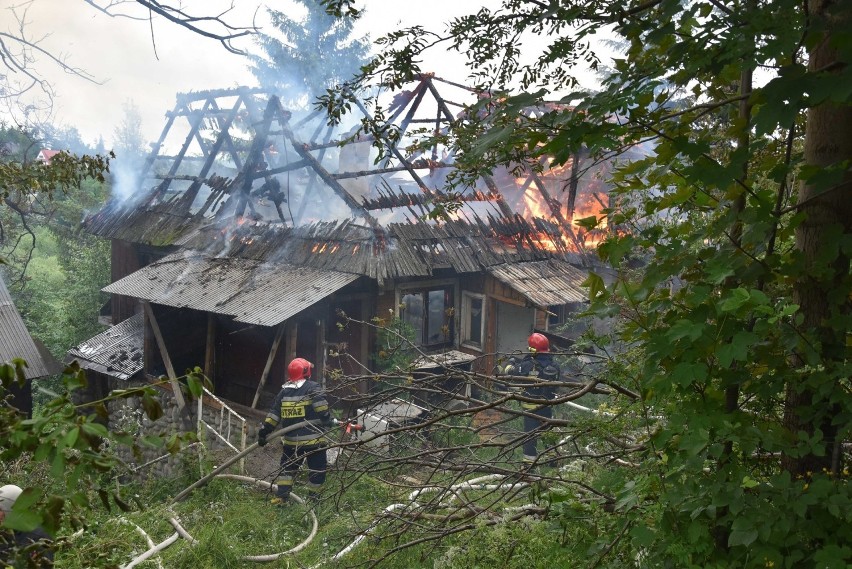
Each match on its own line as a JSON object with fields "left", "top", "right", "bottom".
{"left": 503, "top": 353, "right": 561, "bottom": 462}
{"left": 0, "top": 526, "right": 53, "bottom": 567}
{"left": 261, "top": 379, "right": 332, "bottom": 501}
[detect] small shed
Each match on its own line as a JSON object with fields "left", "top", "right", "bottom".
{"left": 0, "top": 277, "right": 62, "bottom": 416}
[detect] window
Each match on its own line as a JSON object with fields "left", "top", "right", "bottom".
{"left": 461, "top": 292, "right": 485, "bottom": 350}
{"left": 547, "top": 305, "right": 565, "bottom": 330}
{"left": 399, "top": 286, "right": 454, "bottom": 348}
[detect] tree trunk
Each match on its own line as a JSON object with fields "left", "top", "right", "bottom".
{"left": 782, "top": 0, "right": 852, "bottom": 477}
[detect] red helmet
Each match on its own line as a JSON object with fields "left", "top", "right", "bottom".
{"left": 528, "top": 332, "right": 549, "bottom": 353}
{"left": 287, "top": 358, "right": 313, "bottom": 381}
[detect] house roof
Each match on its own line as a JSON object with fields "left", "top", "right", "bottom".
{"left": 488, "top": 259, "right": 588, "bottom": 307}
{"left": 85, "top": 79, "right": 610, "bottom": 260}
{"left": 66, "top": 313, "right": 144, "bottom": 380}
{"left": 102, "top": 252, "right": 360, "bottom": 326}
{"left": 0, "top": 277, "right": 62, "bottom": 379}
{"left": 37, "top": 149, "right": 61, "bottom": 164}
{"left": 86, "top": 78, "right": 625, "bottom": 306}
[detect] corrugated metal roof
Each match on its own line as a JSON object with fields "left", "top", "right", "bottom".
{"left": 488, "top": 260, "right": 588, "bottom": 307}
{"left": 0, "top": 277, "right": 61, "bottom": 378}
{"left": 66, "top": 314, "right": 144, "bottom": 380}
{"left": 103, "top": 253, "right": 360, "bottom": 326}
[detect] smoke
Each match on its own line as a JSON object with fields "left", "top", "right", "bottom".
{"left": 109, "top": 152, "right": 144, "bottom": 204}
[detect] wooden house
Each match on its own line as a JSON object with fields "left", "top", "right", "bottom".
{"left": 69, "top": 77, "right": 612, "bottom": 419}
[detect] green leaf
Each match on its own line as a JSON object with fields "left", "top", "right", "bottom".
{"left": 669, "top": 362, "right": 708, "bottom": 387}
{"left": 666, "top": 319, "right": 705, "bottom": 342}
{"left": 4, "top": 508, "right": 43, "bottom": 533}
{"left": 41, "top": 496, "right": 64, "bottom": 536}
{"left": 728, "top": 528, "right": 759, "bottom": 547}
{"left": 574, "top": 215, "right": 600, "bottom": 230}
{"left": 598, "top": 235, "right": 634, "bottom": 266}
{"left": 141, "top": 393, "right": 163, "bottom": 421}
{"left": 719, "top": 287, "right": 751, "bottom": 312}
{"left": 166, "top": 434, "right": 182, "bottom": 454}
{"left": 583, "top": 272, "right": 606, "bottom": 300}
{"left": 630, "top": 524, "right": 655, "bottom": 546}
{"left": 141, "top": 435, "right": 164, "bottom": 448}
{"left": 93, "top": 402, "right": 110, "bottom": 419}
{"left": 716, "top": 331, "right": 758, "bottom": 367}
{"left": 741, "top": 476, "right": 759, "bottom": 489}
{"left": 185, "top": 372, "right": 204, "bottom": 398}
{"left": 63, "top": 427, "right": 80, "bottom": 448}
{"left": 51, "top": 451, "right": 66, "bottom": 480}
{"left": 81, "top": 422, "right": 109, "bottom": 439}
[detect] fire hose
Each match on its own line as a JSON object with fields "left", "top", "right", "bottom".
{"left": 123, "top": 419, "right": 361, "bottom": 568}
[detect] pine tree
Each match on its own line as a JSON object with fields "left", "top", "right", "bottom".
{"left": 251, "top": 0, "right": 369, "bottom": 108}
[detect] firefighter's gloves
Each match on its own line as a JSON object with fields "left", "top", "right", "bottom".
{"left": 258, "top": 424, "right": 273, "bottom": 447}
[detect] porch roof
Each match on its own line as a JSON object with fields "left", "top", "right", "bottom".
{"left": 103, "top": 252, "right": 360, "bottom": 327}
{"left": 488, "top": 260, "right": 588, "bottom": 307}
{"left": 66, "top": 313, "right": 144, "bottom": 380}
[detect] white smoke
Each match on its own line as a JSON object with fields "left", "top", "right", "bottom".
{"left": 109, "top": 152, "right": 144, "bottom": 204}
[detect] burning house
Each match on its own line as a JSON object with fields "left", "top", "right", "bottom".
{"left": 69, "top": 75, "right": 616, "bottom": 435}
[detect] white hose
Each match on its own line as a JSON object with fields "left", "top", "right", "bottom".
{"left": 314, "top": 474, "right": 531, "bottom": 568}
{"left": 564, "top": 401, "right": 614, "bottom": 416}
{"left": 316, "top": 502, "right": 409, "bottom": 567}
{"left": 121, "top": 473, "right": 319, "bottom": 567}
{"left": 216, "top": 474, "right": 320, "bottom": 561}
{"left": 122, "top": 532, "right": 180, "bottom": 569}
{"left": 117, "top": 519, "right": 164, "bottom": 569}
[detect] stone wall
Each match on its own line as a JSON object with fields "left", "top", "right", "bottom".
{"left": 75, "top": 373, "right": 266, "bottom": 481}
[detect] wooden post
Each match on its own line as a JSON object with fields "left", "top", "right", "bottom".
{"left": 359, "top": 297, "right": 370, "bottom": 396}
{"left": 204, "top": 313, "right": 216, "bottom": 379}
{"left": 485, "top": 297, "right": 498, "bottom": 375}
{"left": 142, "top": 301, "right": 187, "bottom": 411}
{"left": 285, "top": 320, "right": 298, "bottom": 362}
{"left": 251, "top": 322, "right": 285, "bottom": 409}
{"left": 315, "top": 318, "right": 325, "bottom": 389}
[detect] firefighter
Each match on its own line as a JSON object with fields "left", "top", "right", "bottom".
{"left": 502, "top": 332, "right": 562, "bottom": 463}
{"left": 0, "top": 484, "right": 54, "bottom": 566}
{"left": 257, "top": 357, "right": 334, "bottom": 507}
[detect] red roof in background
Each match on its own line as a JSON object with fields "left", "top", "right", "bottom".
{"left": 37, "top": 149, "right": 61, "bottom": 164}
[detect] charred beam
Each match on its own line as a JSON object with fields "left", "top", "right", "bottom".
{"left": 251, "top": 159, "right": 310, "bottom": 179}
{"left": 289, "top": 136, "right": 382, "bottom": 232}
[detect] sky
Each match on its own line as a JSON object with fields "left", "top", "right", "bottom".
{"left": 4, "top": 0, "right": 498, "bottom": 149}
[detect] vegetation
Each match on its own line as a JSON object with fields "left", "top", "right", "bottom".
{"left": 2, "top": 0, "right": 850, "bottom": 567}
{"left": 318, "top": 0, "right": 852, "bottom": 566}
{"left": 1, "top": 363, "right": 205, "bottom": 536}
{"left": 251, "top": 0, "right": 370, "bottom": 107}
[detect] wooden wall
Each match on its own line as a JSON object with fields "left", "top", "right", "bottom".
{"left": 110, "top": 240, "right": 142, "bottom": 324}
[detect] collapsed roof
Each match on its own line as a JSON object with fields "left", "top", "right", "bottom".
{"left": 87, "top": 76, "right": 614, "bottom": 299}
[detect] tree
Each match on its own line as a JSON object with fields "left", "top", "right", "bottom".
{"left": 0, "top": 124, "right": 112, "bottom": 281}
{"left": 318, "top": 0, "right": 851, "bottom": 566}
{"left": 0, "top": 361, "right": 205, "bottom": 539}
{"left": 251, "top": 0, "right": 369, "bottom": 107}
{"left": 111, "top": 100, "right": 146, "bottom": 161}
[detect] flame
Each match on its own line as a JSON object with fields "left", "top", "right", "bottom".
{"left": 573, "top": 192, "right": 609, "bottom": 249}
{"left": 521, "top": 188, "right": 550, "bottom": 221}
{"left": 504, "top": 160, "right": 613, "bottom": 252}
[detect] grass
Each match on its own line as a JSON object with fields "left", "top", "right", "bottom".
{"left": 49, "top": 410, "right": 621, "bottom": 568}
